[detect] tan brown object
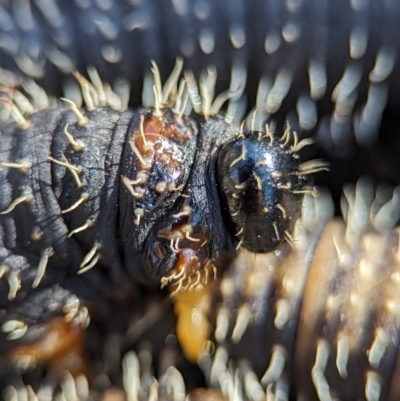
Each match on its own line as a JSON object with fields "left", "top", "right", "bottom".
{"left": 294, "top": 218, "right": 400, "bottom": 401}
{"left": 10, "top": 317, "right": 86, "bottom": 376}
{"left": 100, "top": 388, "right": 127, "bottom": 401}
{"left": 187, "top": 388, "right": 227, "bottom": 401}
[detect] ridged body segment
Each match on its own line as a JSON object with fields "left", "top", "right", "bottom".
{"left": 0, "top": 106, "right": 135, "bottom": 355}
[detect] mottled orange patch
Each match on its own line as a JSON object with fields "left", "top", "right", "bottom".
{"left": 100, "top": 388, "right": 127, "bottom": 401}
{"left": 175, "top": 249, "right": 206, "bottom": 277}
{"left": 158, "top": 223, "right": 210, "bottom": 280}
{"left": 143, "top": 113, "right": 194, "bottom": 142}
{"left": 188, "top": 389, "right": 227, "bottom": 401}
{"left": 143, "top": 115, "right": 162, "bottom": 135}
{"left": 131, "top": 113, "right": 192, "bottom": 188}
{"left": 10, "top": 317, "right": 86, "bottom": 376}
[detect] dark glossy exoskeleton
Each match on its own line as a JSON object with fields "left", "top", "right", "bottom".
{"left": 218, "top": 130, "right": 307, "bottom": 252}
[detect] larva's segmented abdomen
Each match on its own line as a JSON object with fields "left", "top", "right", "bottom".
{"left": 0, "top": 106, "right": 138, "bottom": 360}
{"left": 0, "top": 106, "right": 132, "bottom": 276}
{"left": 294, "top": 220, "right": 400, "bottom": 401}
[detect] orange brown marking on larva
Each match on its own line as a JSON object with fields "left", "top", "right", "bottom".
{"left": 187, "top": 388, "right": 228, "bottom": 401}
{"left": 142, "top": 111, "right": 195, "bottom": 142}
{"left": 125, "top": 108, "right": 197, "bottom": 205}
{"left": 10, "top": 317, "right": 86, "bottom": 376}
{"left": 174, "top": 249, "right": 207, "bottom": 277}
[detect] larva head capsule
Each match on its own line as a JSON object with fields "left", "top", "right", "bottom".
{"left": 218, "top": 130, "right": 308, "bottom": 253}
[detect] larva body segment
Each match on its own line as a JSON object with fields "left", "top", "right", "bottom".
{"left": 294, "top": 219, "right": 400, "bottom": 401}
{"left": 119, "top": 109, "right": 240, "bottom": 286}
{"left": 119, "top": 107, "right": 199, "bottom": 284}
{"left": 0, "top": 105, "right": 136, "bottom": 365}
{"left": 208, "top": 182, "right": 400, "bottom": 401}
{"left": 0, "top": 105, "right": 133, "bottom": 278}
